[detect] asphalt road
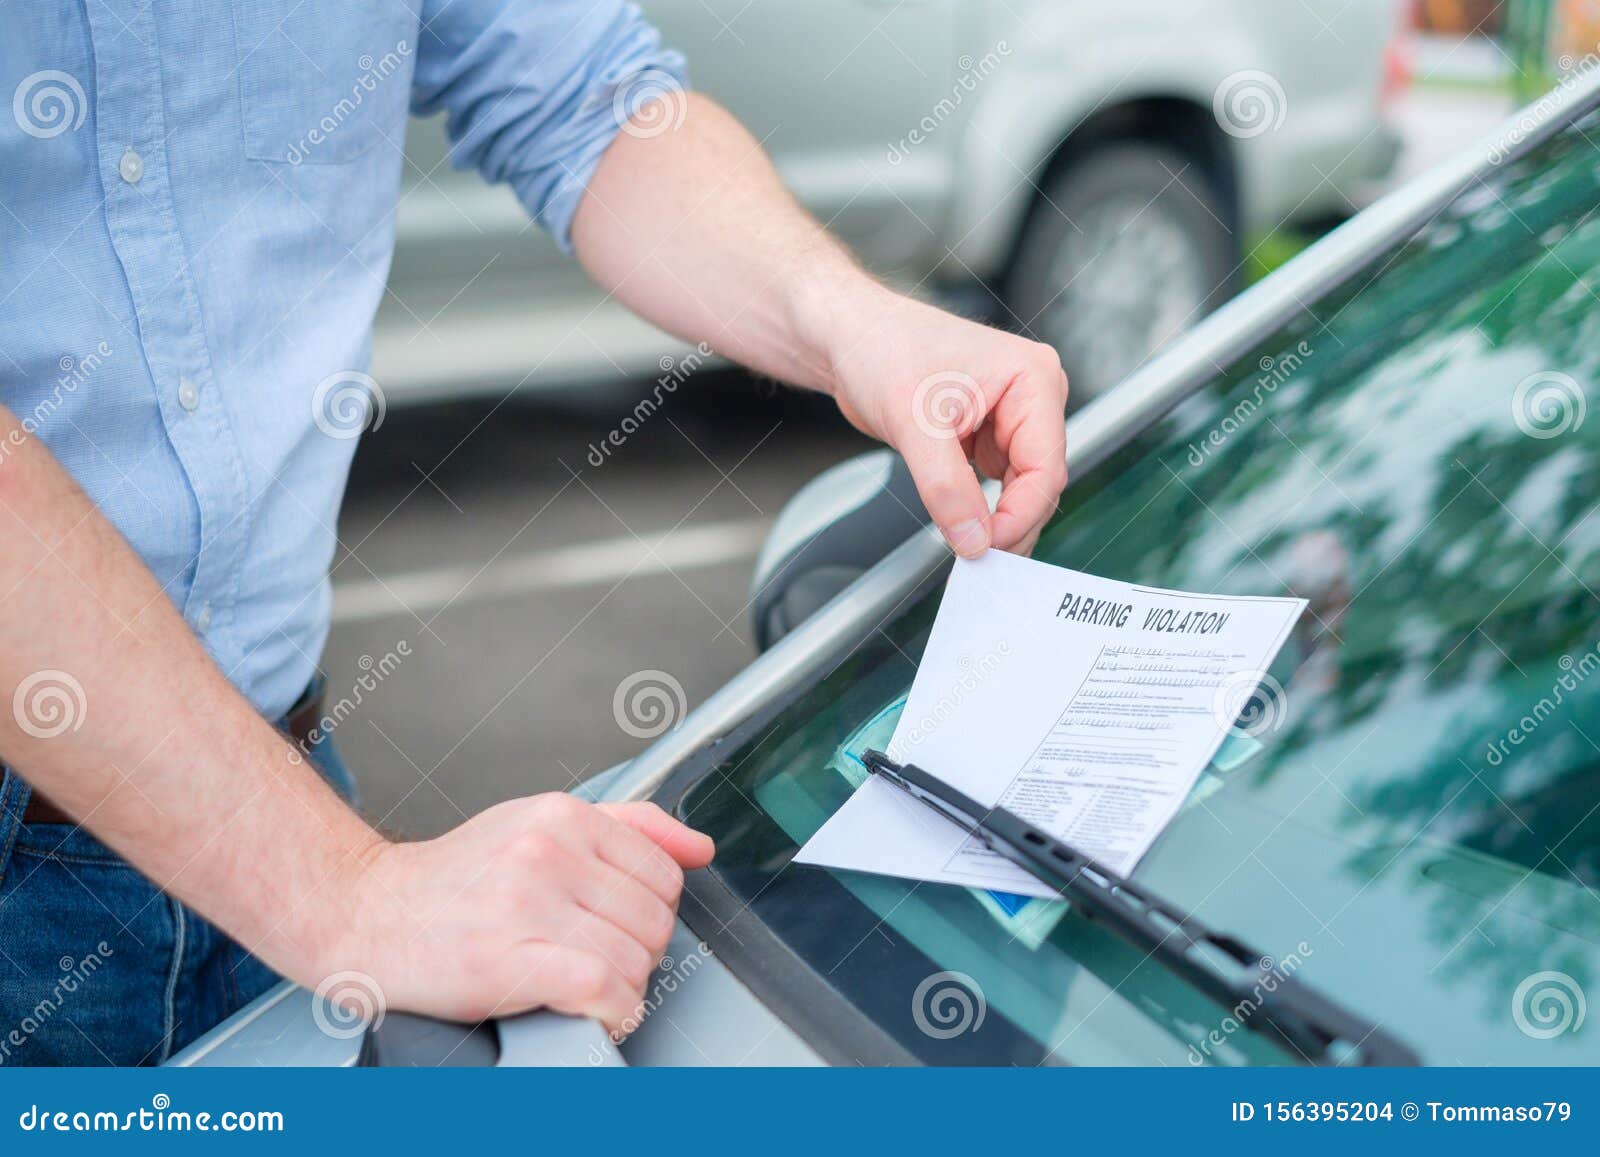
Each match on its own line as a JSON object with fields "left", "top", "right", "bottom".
{"left": 326, "top": 373, "right": 870, "bottom": 838}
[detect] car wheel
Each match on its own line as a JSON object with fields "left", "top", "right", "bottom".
{"left": 1004, "top": 141, "right": 1236, "bottom": 406}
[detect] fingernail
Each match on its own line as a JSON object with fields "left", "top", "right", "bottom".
{"left": 946, "top": 518, "right": 989, "bottom": 558}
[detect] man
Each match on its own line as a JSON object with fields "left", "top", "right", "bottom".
{"left": 0, "top": 1, "right": 1067, "bottom": 1064}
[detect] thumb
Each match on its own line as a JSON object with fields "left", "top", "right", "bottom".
{"left": 596, "top": 801, "right": 715, "bottom": 869}
{"left": 898, "top": 433, "right": 991, "bottom": 559}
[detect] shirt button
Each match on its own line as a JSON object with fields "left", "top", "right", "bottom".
{"left": 177, "top": 377, "right": 200, "bottom": 411}
{"left": 118, "top": 148, "right": 143, "bottom": 184}
{"left": 195, "top": 603, "right": 213, "bottom": 632}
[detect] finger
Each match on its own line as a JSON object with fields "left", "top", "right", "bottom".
{"left": 992, "top": 468, "right": 1062, "bottom": 553}
{"left": 570, "top": 860, "right": 676, "bottom": 960}
{"left": 567, "top": 901, "right": 659, "bottom": 990}
{"left": 1009, "top": 462, "right": 1055, "bottom": 557}
{"left": 988, "top": 384, "right": 1068, "bottom": 552}
{"left": 973, "top": 430, "right": 1008, "bottom": 483}
{"left": 597, "top": 801, "right": 714, "bottom": 870}
{"left": 896, "top": 432, "right": 991, "bottom": 558}
{"left": 505, "top": 942, "right": 644, "bottom": 1036}
{"left": 1012, "top": 523, "right": 1043, "bottom": 559}
{"left": 586, "top": 817, "right": 684, "bottom": 905}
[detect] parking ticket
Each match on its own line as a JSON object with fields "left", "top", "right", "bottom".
{"left": 798, "top": 551, "right": 1306, "bottom": 897}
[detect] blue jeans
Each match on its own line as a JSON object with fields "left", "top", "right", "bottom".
{"left": 0, "top": 711, "right": 356, "bottom": 1067}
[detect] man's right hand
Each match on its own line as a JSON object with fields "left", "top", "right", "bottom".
{"left": 0, "top": 408, "right": 716, "bottom": 1042}
{"left": 335, "top": 794, "right": 714, "bottom": 1036}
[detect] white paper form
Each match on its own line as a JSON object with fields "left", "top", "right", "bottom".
{"left": 795, "top": 551, "right": 1306, "bottom": 896}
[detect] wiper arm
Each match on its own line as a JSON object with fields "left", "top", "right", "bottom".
{"left": 862, "top": 750, "right": 1420, "bottom": 1067}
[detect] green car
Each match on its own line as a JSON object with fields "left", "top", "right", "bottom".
{"left": 179, "top": 72, "right": 1600, "bottom": 1068}
{"left": 635, "top": 71, "right": 1600, "bottom": 1067}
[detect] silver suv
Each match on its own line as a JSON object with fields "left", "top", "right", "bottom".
{"left": 376, "top": 0, "right": 1402, "bottom": 404}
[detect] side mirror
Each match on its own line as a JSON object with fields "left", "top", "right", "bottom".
{"left": 749, "top": 449, "right": 929, "bottom": 652}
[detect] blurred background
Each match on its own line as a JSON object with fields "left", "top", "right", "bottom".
{"left": 329, "top": 0, "right": 1591, "bottom": 838}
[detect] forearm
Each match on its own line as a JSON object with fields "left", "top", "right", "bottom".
{"left": 0, "top": 409, "right": 716, "bottom": 1028}
{"left": 571, "top": 92, "right": 892, "bottom": 394}
{"left": 0, "top": 410, "right": 377, "bottom": 982}
{"left": 571, "top": 92, "right": 1069, "bottom": 560}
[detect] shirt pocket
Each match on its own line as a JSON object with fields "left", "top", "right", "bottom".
{"left": 230, "top": 0, "right": 417, "bottom": 165}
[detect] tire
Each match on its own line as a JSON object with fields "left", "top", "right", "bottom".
{"left": 1003, "top": 141, "right": 1237, "bottom": 407}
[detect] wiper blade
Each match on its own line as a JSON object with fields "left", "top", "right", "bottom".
{"left": 862, "top": 749, "right": 1420, "bottom": 1067}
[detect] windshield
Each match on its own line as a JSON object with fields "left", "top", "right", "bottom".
{"left": 672, "top": 108, "right": 1600, "bottom": 1066}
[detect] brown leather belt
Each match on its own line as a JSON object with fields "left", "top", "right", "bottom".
{"left": 21, "top": 686, "right": 325, "bottom": 826}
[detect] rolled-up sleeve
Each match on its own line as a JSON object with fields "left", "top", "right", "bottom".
{"left": 411, "top": 0, "right": 688, "bottom": 252}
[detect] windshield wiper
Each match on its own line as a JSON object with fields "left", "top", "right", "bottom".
{"left": 862, "top": 749, "right": 1420, "bottom": 1067}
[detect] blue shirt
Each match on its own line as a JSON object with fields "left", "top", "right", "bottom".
{"left": 1, "top": 1, "right": 684, "bottom": 719}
